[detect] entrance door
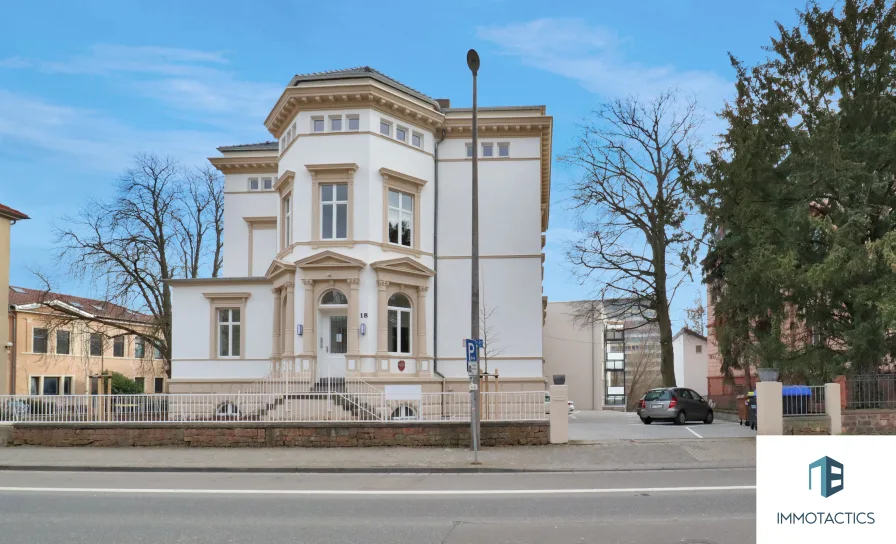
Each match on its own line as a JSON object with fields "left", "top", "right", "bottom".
{"left": 318, "top": 310, "right": 348, "bottom": 380}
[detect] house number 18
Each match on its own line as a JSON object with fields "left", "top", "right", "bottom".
{"left": 360, "top": 312, "right": 368, "bottom": 318}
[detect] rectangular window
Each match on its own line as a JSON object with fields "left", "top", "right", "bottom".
{"left": 347, "top": 115, "right": 360, "bottom": 131}
{"left": 607, "top": 343, "right": 624, "bottom": 353}
{"left": 153, "top": 346, "right": 162, "bottom": 359}
{"left": 498, "top": 143, "right": 510, "bottom": 157}
{"left": 43, "top": 376, "right": 59, "bottom": 395}
{"left": 283, "top": 194, "right": 293, "bottom": 246}
{"left": 380, "top": 120, "right": 392, "bottom": 137}
{"left": 387, "top": 189, "right": 414, "bottom": 247}
{"left": 606, "top": 370, "right": 625, "bottom": 388}
{"left": 320, "top": 184, "right": 348, "bottom": 240}
{"left": 135, "top": 377, "right": 145, "bottom": 392}
{"left": 89, "top": 333, "right": 103, "bottom": 357}
{"left": 482, "top": 143, "right": 494, "bottom": 157}
{"left": 30, "top": 376, "right": 39, "bottom": 395}
{"left": 218, "top": 308, "right": 241, "bottom": 358}
{"left": 249, "top": 177, "right": 260, "bottom": 191}
{"left": 388, "top": 308, "right": 411, "bottom": 354}
{"left": 32, "top": 328, "right": 48, "bottom": 353}
{"left": 412, "top": 132, "right": 423, "bottom": 148}
{"left": 154, "top": 377, "right": 165, "bottom": 394}
{"left": 330, "top": 116, "right": 342, "bottom": 131}
{"left": 396, "top": 125, "right": 407, "bottom": 142}
{"left": 135, "top": 337, "right": 145, "bottom": 359}
{"left": 291, "top": 122, "right": 297, "bottom": 140}
{"left": 466, "top": 143, "right": 473, "bottom": 158}
{"left": 262, "top": 177, "right": 273, "bottom": 190}
{"left": 280, "top": 136, "right": 286, "bottom": 152}
{"left": 63, "top": 376, "right": 72, "bottom": 395}
{"left": 312, "top": 117, "right": 324, "bottom": 132}
{"left": 56, "top": 330, "right": 70, "bottom": 355}
{"left": 696, "top": 344, "right": 703, "bottom": 354}
{"left": 113, "top": 336, "right": 125, "bottom": 357}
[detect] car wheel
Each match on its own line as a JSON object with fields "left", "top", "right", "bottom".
{"left": 674, "top": 411, "right": 687, "bottom": 425}
{"left": 640, "top": 417, "right": 652, "bottom": 425}
{"left": 703, "top": 410, "right": 714, "bottom": 424}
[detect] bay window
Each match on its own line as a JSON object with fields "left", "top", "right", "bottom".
{"left": 387, "top": 189, "right": 413, "bottom": 247}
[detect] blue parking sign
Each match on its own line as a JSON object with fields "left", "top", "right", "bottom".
{"left": 465, "top": 339, "right": 479, "bottom": 362}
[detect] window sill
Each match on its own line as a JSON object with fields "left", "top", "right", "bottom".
{"left": 311, "top": 240, "right": 354, "bottom": 249}
{"left": 382, "top": 243, "right": 421, "bottom": 257}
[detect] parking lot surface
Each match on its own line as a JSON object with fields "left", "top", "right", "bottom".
{"left": 569, "top": 409, "right": 757, "bottom": 441}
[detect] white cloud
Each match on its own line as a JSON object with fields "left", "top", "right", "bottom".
{"left": 1, "top": 44, "right": 281, "bottom": 125}
{"left": 0, "top": 89, "right": 226, "bottom": 172}
{"left": 477, "top": 18, "right": 732, "bottom": 138}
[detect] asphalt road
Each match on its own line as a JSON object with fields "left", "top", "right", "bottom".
{"left": 0, "top": 469, "right": 755, "bottom": 544}
{"left": 569, "top": 410, "right": 757, "bottom": 441}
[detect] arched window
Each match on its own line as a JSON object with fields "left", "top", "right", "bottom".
{"left": 387, "top": 293, "right": 411, "bottom": 354}
{"left": 321, "top": 289, "right": 348, "bottom": 306}
{"left": 216, "top": 401, "right": 240, "bottom": 419}
{"left": 391, "top": 405, "right": 417, "bottom": 420}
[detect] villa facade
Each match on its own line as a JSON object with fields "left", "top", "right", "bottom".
{"left": 167, "top": 67, "right": 552, "bottom": 395}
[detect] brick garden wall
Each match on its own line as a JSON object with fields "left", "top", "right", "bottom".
{"left": 783, "top": 415, "right": 831, "bottom": 435}
{"left": 2, "top": 421, "right": 549, "bottom": 448}
{"left": 842, "top": 410, "right": 896, "bottom": 434}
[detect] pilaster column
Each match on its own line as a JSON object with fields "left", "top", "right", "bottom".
{"left": 302, "top": 279, "right": 315, "bottom": 355}
{"left": 283, "top": 281, "right": 295, "bottom": 357}
{"left": 416, "top": 285, "right": 429, "bottom": 357}
{"left": 271, "top": 287, "right": 281, "bottom": 362}
{"left": 377, "top": 280, "right": 389, "bottom": 355}
{"left": 347, "top": 278, "right": 360, "bottom": 356}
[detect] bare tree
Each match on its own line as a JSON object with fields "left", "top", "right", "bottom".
{"left": 684, "top": 294, "right": 706, "bottom": 336}
{"left": 625, "top": 339, "right": 663, "bottom": 411}
{"left": 562, "top": 91, "right": 703, "bottom": 387}
{"left": 478, "top": 266, "right": 505, "bottom": 376}
{"left": 53, "top": 154, "right": 225, "bottom": 376}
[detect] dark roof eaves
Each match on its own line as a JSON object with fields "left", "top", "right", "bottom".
{"left": 673, "top": 327, "right": 708, "bottom": 342}
{"left": 216, "top": 141, "right": 279, "bottom": 152}
{"left": 288, "top": 68, "right": 439, "bottom": 108}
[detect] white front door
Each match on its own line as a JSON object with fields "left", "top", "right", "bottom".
{"left": 318, "top": 310, "right": 347, "bottom": 380}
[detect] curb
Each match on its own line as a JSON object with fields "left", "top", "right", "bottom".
{"left": 0, "top": 464, "right": 756, "bottom": 474}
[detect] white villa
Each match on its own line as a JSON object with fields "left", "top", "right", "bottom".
{"left": 167, "top": 67, "right": 552, "bottom": 396}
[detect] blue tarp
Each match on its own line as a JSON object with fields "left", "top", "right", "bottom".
{"left": 782, "top": 385, "right": 812, "bottom": 396}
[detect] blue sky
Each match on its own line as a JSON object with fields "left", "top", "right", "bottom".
{"left": 0, "top": 0, "right": 827, "bottom": 329}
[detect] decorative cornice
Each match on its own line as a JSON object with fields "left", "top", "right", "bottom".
{"left": 305, "top": 163, "right": 359, "bottom": 180}
{"left": 273, "top": 170, "right": 295, "bottom": 193}
{"left": 294, "top": 250, "right": 366, "bottom": 270}
{"left": 379, "top": 167, "right": 428, "bottom": 188}
{"left": 208, "top": 156, "right": 278, "bottom": 174}
{"left": 202, "top": 292, "right": 252, "bottom": 300}
{"left": 265, "top": 83, "right": 445, "bottom": 139}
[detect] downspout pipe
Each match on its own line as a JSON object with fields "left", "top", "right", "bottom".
{"left": 433, "top": 127, "right": 447, "bottom": 381}
{"left": 9, "top": 306, "right": 17, "bottom": 395}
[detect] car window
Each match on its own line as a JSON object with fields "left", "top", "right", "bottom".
{"left": 677, "top": 389, "right": 693, "bottom": 400}
{"left": 644, "top": 390, "right": 671, "bottom": 401}
{"left": 688, "top": 390, "right": 704, "bottom": 402}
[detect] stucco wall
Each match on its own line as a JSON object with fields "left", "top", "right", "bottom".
{"left": 673, "top": 333, "right": 708, "bottom": 395}
{"left": 542, "top": 302, "right": 603, "bottom": 410}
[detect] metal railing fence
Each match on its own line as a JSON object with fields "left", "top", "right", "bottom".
{"left": 846, "top": 374, "right": 896, "bottom": 410}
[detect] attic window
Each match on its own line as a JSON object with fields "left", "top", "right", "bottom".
{"left": 11, "top": 287, "right": 25, "bottom": 293}
{"left": 93, "top": 304, "right": 105, "bottom": 311}
{"left": 71, "top": 301, "right": 82, "bottom": 308}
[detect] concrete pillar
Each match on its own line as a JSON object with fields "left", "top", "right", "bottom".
{"left": 301, "top": 280, "right": 315, "bottom": 355}
{"left": 825, "top": 382, "right": 842, "bottom": 435}
{"left": 416, "top": 286, "right": 428, "bottom": 358}
{"left": 376, "top": 280, "right": 389, "bottom": 355}
{"left": 347, "top": 278, "right": 360, "bottom": 357}
{"left": 271, "top": 288, "right": 281, "bottom": 362}
{"left": 283, "top": 281, "right": 295, "bottom": 357}
{"left": 549, "top": 385, "right": 569, "bottom": 444}
{"left": 756, "top": 381, "right": 783, "bottom": 435}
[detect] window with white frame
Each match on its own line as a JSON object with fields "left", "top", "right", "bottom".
{"left": 89, "top": 333, "right": 103, "bottom": 357}
{"left": 113, "top": 336, "right": 125, "bottom": 357}
{"left": 395, "top": 125, "right": 407, "bottom": 143}
{"left": 466, "top": 143, "right": 473, "bottom": 158}
{"left": 380, "top": 120, "right": 392, "bottom": 137}
{"left": 283, "top": 194, "right": 293, "bottom": 246}
{"left": 30, "top": 376, "right": 73, "bottom": 396}
{"left": 291, "top": 121, "right": 297, "bottom": 141}
{"left": 387, "top": 293, "right": 412, "bottom": 354}
{"left": 312, "top": 117, "right": 325, "bottom": 132}
{"left": 498, "top": 142, "right": 510, "bottom": 157}
{"left": 482, "top": 143, "right": 494, "bottom": 157}
{"left": 347, "top": 115, "right": 360, "bottom": 131}
{"left": 56, "top": 330, "right": 70, "bottom": 355}
{"left": 387, "top": 189, "right": 414, "bottom": 247}
{"left": 32, "top": 327, "right": 48, "bottom": 353}
{"left": 262, "top": 177, "right": 273, "bottom": 190}
{"left": 330, "top": 115, "right": 342, "bottom": 131}
{"left": 320, "top": 184, "right": 348, "bottom": 240}
{"left": 412, "top": 132, "right": 423, "bottom": 148}
{"left": 217, "top": 308, "right": 241, "bottom": 358}
{"left": 249, "top": 177, "right": 260, "bottom": 191}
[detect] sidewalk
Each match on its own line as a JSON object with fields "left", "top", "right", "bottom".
{"left": 0, "top": 438, "right": 755, "bottom": 473}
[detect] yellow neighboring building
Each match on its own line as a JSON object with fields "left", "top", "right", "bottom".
{"left": 8, "top": 286, "right": 167, "bottom": 395}
{"left": 1, "top": 202, "right": 29, "bottom": 396}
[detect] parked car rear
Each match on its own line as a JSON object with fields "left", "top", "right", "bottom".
{"left": 637, "top": 387, "right": 714, "bottom": 425}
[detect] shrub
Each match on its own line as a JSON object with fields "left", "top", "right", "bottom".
{"left": 107, "top": 372, "right": 144, "bottom": 395}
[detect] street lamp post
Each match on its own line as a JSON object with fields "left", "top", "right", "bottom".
{"left": 467, "top": 49, "right": 481, "bottom": 462}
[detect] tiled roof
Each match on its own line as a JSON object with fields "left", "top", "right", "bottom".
{"left": 217, "top": 141, "right": 279, "bottom": 152}
{"left": 8, "top": 286, "right": 151, "bottom": 323}
{"left": 288, "top": 66, "right": 438, "bottom": 107}
{"left": 0, "top": 203, "right": 29, "bottom": 221}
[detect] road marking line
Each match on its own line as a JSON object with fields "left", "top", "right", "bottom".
{"left": 684, "top": 427, "right": 703, "bottom": 438}
{"left": 0, "top": 485, "right": 755, "bottom": 496}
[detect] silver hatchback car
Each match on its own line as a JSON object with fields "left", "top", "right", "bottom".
{"left": 637, "top": 387, "right": 714, "bottom": 425}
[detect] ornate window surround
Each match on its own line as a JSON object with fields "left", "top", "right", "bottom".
{"left": 379, "top": 168, "right": 427, "bottom": 254}
{"left": 202, "top": 292, "right": 251, "bottom": 360}
{"left": 306, "top": 163, "right": 358, "bottom": 245}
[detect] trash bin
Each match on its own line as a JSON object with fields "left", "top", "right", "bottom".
{"left": 782, "top": 385, "right": 811, "bottom": 415}
{"left": 747, "top": 393, "right": 757, "bottom": 430}
{"left": 736, "top": 394, "right": 748, "bottom": 425}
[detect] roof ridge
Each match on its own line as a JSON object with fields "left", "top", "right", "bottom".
{"left": 289, "top": 66, "right": 437, "bottom": 106}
